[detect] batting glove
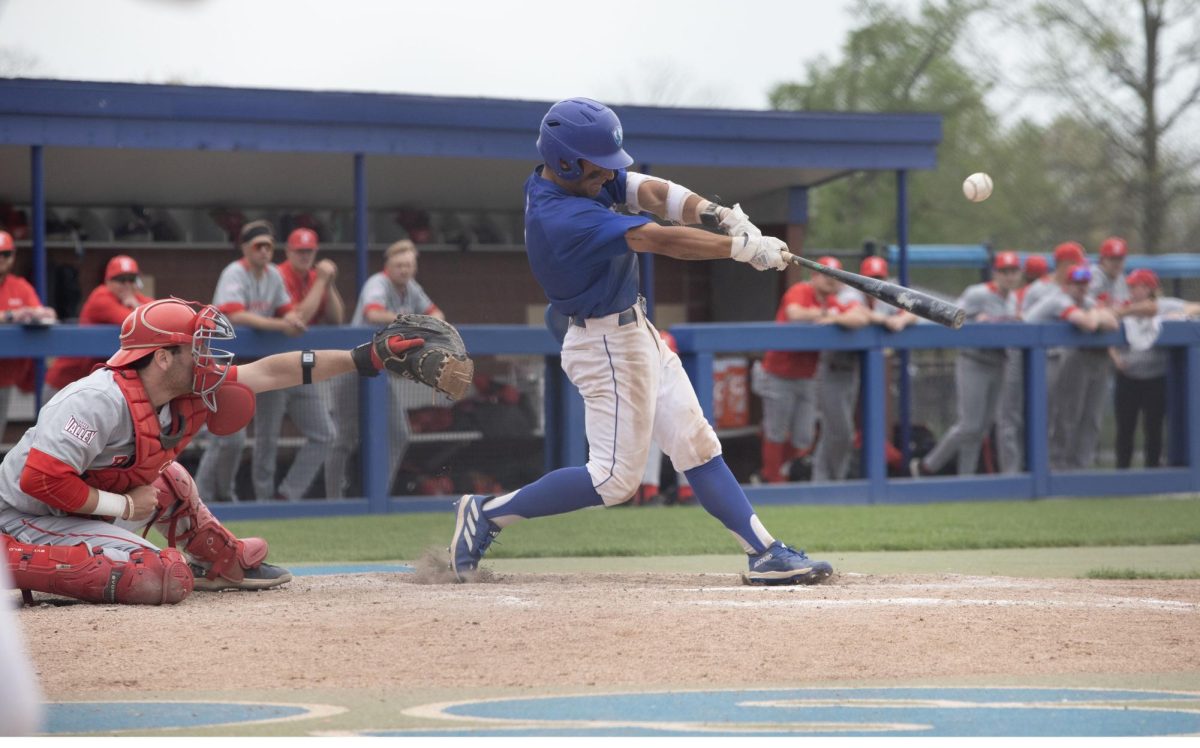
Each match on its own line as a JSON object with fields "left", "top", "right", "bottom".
{"left": 718, "top": 203, "right": 762, "bottom": 239}
{"left": 731, "top": 234, "right": 789, "bottom": 272}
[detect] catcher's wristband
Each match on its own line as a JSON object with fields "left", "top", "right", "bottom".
{"left": 350, "top": 342, "right": 381, "bottom": 377}
{"left": 300, "top": 350, "right": 315, "bottom": 385}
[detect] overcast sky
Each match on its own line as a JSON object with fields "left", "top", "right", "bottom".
{"left": 0, "top": 0, "right": 904, "bottom": 109}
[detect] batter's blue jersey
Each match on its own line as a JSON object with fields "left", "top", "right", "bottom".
{"left": 524, "top": 166, "right": 652, "bottom": 319}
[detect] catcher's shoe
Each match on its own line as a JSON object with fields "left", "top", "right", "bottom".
{"left": 744, "top": 541, "right": 832, "bottom": 586}
{"left": 450, "top": 494, "right": 499, "bottom": 582}
{"left": 190, "top": 562, "right": 293, "bottom": 592}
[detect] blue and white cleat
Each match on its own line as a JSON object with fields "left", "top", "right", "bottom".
{"left": 744, "top": 541, "right": 833, "bottom": 586}
{"left": 450, "top": 494, "right": 500, "bottom": 582}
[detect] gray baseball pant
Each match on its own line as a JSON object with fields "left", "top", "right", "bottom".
{"left": 251, "top": 382, "right": 335, "bottom": 501}
{"left": 751, "top": 363, "right": 819, "bottom": 449}
{"left": 1049, "top": 349, "right": 1110, "bottom": 469}
{"left": 995, "top": 349, "right": 1024, "bottom": 473}
{"left": 811, "top": 359, "right": 859, "bottom": 482}
{"left": 923, "top": 353, "right": 1005, "bottom": 475}
{"left": 194, "top": 428, "right": 245, "bottom": 502}
{"left": 324, "top": 374, "right": 413, "bottom": 498}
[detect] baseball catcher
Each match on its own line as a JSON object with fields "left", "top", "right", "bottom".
{"left": 2, "top": 299, "right": 472, "bottom": 605}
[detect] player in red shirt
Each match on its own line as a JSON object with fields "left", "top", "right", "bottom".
{"left": 753, "top": 256, "right": 869, "bottom": 483}
{"left": 43, "top": 255, "right": 153, "bottom": 400}
{"left": 0, "top": 230, "right": 57, "bottom": 447}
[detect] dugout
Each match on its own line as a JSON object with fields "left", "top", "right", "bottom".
{"left": 0, "top": 78, "right": 941, "bottom": 327}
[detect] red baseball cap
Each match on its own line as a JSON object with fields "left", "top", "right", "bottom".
{"left": 1023, "top": 255, "right": 1049, "bottom": 278}
{"left": 993, "top": 251, "right": 1020, "bottom": 270}
{"left": 105, "top": 255, "right": 140, "bottom": 280}
{"left": 1126, "top": 268, "right": 1159, "bottom": 289}
{"left": 817, "top": 255, "right": 843, "bottom": 271}
{"left": 1099, "top": 236, "right": 1128, "bottom": 258}
{"left": 860, "top": 256, "right": 888, "bottom": 278}
{"left": 287, "top": 228, "right": 319, "bottom": 251}
{"left": 0, "top": 230, "right": 14, "bottom": 252}
{"left": 1053, "top": 241, "right": 1085, "bottom": 266}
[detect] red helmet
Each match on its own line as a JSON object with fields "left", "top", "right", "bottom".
{"left": 287, "top": 228, "right": 319, "bottom": 251}
{"left": 107, "top": 298, "right": 235, "bottom": 411}
{"left": 1126, "top": 268, "right": 1159, "bottom": 289}
{"left": 860, "top": 256, "right": 888, "bottom": 278}
{"left": 0, "top": 230, "right": 14, "bottom": 251}
{"left": 1099, "top": 236, "right": 1128, "bottom": 258}
{"left": 817, "top": 255, "right": 843, "bottom": 271}
{"left": 993, "top": 251, "right": 1020, "bottom": 270}
{"left": 1023, "top": 255, "right": 1049, "bottom": 278}
{"left": 659, "top": 330, "right": 678, "bottom": 354}
{"left": 1053, "top": 241, "right": 1085, "bottom": 266}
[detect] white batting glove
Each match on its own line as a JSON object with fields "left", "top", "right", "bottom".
{"left": 718, "top": 203, "right": 761, "bottom": 239}
{"left": 730, "top": 233, "right": 788, "bottom": 272}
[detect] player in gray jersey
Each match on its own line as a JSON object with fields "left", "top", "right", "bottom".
{"left": 194, "top": 220, "right": 307, "bottom": 502}
{"left": 325, "top": 240, "right": 444, "bottom": 498}
{"left": 2, "top": 297, "right": 439, "bottom": 605}
{"left": 1089, "top": 236, "right": 1130, "bottom": 308}
{"left": 1022, "top": 264, "right": 1119, "bottom": 469}
{"left": 912, "top": 252, "right": 1023, "bottom": 477}
{"left": 1111, "top": 269, "right": 1199, "bottom": 468}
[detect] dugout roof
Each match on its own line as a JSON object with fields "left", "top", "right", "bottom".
{"left": 0, "top": 78, "right": 941, "bottom": 224}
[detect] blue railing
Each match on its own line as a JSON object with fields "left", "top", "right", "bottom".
{"left": 3, "top": 320, "right": 1199, "bottom": 518}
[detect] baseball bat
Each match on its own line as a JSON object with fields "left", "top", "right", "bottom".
{"left": 782, "top": 251, "right": 966, "bottom": 329}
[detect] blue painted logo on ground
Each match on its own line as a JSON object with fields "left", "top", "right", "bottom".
{"left": 43, "top": 702, "right": 310, "bottom": 734}
{"left": 376, "top": 687, "right": 1200, "bottom": 737}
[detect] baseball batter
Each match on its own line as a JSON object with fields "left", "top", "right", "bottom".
{"left": 325, "top": 240, "right": 443, "bottom": 498}
{"left": 912, "top": 251, "right": 1023, "bottom": 476}
{"left": 251, "top": 228, "right": 343, "bottom": 501}
{"left": 1022, "top": 264, "right": 1120, "bottom": 469}
{"left": 44, "top": 255, "right": 152, "bottom": 400}
{"left": 451, "top": 97, "right": 832, "bottom": 585}
{"left": 195, "top": 220, "right": 306, "bottom": 502}
{"left": 2, "top": 298, "right": 426, "bottom": 605}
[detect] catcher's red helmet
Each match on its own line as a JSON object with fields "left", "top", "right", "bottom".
{"left": 108, "top": 298, "right": 236, "bottom": 410}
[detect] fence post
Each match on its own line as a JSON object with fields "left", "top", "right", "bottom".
{"left": 1188, "top": 346, "right": 1200, "bottom": 490}
{"left": 1025, "top": 346, "right": 1050, "bottom": 498}
{"left": 360, "top": 375, "right": 390, "bottom": 512}
{"left": 861, "top": 344, "right": 887, "bottom": 502}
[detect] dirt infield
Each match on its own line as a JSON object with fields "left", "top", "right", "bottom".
{"left": 19, "top": 568, "right": 1200, "bottom": 705}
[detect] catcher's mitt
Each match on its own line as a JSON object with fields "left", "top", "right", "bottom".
{"left": 352, "top": 314, "right": 474, "bottom": 400}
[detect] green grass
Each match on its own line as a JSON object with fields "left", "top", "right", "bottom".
{"left": 218, "top": 495, "right": 1200, "bottom": 565}
{"left": 1082, "top": 568, "right": 1200, "bottom": 580}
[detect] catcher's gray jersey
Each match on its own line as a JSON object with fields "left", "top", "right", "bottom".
{"left": 351, "top": 273, "right": 435, "bottom": 324}
{"left": 212, "top": 259, "right": 292, "bottom": 317}
{"left": 0, "top": 369, "right": 172, "bottom": 516}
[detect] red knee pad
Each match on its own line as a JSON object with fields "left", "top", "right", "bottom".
{"left": 5, "top": 535, "right": 192, "bottom": 605}
{"left": 151, "top": 461, "right": 269, "bottom": 584}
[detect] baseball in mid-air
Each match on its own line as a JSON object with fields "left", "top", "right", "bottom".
{"left": 962, "top": 172, "right": 994, "bottom": 202}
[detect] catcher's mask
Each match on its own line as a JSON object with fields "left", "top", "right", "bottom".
{"left": 109, "top": 298, "right": 236, "bottom": 411}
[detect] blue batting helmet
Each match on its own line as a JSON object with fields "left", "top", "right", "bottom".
{"left": 536, "top": 98, "right": 633, "bottom": 180}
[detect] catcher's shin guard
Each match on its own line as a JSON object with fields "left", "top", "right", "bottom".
{"left": 150, "top": 461, "right": 286, "bottom": 590}
{"left": 5, "top": 535, "right": 192, "bottom": 605}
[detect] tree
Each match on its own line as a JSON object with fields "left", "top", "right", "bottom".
{"left": 1021, "top": 0, "right": 1200, "bottom": 252}
{"left": 770, "top": 0, "right": 1010, "bottom": 249}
